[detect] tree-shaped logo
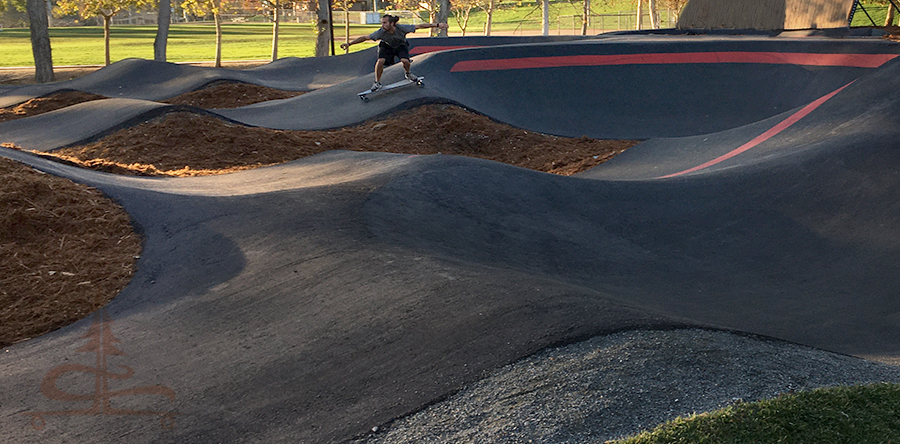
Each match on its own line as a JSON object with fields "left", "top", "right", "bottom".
{"left": 24, "top": 309, "right": 177, "bottom": 430}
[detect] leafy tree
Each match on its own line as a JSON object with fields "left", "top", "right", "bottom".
{"left": 1, "top": 0, "right": 30, "bottom": 27}
{"left": 180, "top": 0, "right": 224, "bottom": 66}
{"left": 479, "top": 0, "right": 498, "bottom": 35}
{"left": 870, "top": 0, "right": 898, "bottom": 25}
{"left": 393, "top": 0, "right": 439, "bottom": 34}
{"left": 451, "top": 0, "right": 478, "bottom": 35}
{"left": 662, "top": 0, "right": 686, "bottom": 24}
{"left": 56, "top": 0, "right": 151, "bottom": 65}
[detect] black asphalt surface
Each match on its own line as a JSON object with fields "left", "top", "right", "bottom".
{"left": 2, "top": 33, "right": 900, "bottom": 443}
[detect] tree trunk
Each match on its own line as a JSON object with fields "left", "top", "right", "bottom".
{"left": 103, "top": 14, "right": 111, "bottom": 65}
{"left": 635, "top": 0, "right": 643, "bottom": 30}
{"left": 484, "top": 0, "right": 494, "bottom": 36}
{"left": 542, "top": 0, "right": 549, "bottom": 35}
{"left": 343, "top": 6, "right": 350, "bottom": 53}
{"left": 272, "top": 0, "right": 280, "bottom": 61}
{"left": 581, "top": 0, "right": 589, "bottom": 35}
{"left": 154, "top": 0, "right": 171, "bottom": 61}
{"left": 437, "top": 0, "right": 449, "bottom": 36}
{"left": 45, "top": 0, "right": 53, "bottom": 27}
{"left": 214, "top": 12, "right": 222, "bottom": 67}
{"left": 26, "top": 0, "right": 53, "bottom": 83}
{"left": 315, "top": 0, "right": 330, "bottom": 56}
{"left": 460, "top": 9, "right": 471, "bottom": 35}
{"left": 886, "top": 3, "right": 895, "bottom": 27}
{"left": 648, "top": 0, "right": 659, "bottom": 28}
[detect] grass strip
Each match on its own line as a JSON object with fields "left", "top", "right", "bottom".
{"left": 616, "top": 382, "right": 900, "bottom": 444}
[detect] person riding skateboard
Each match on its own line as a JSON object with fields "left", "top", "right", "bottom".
{"left": 341, "top": 14, "right": 449, "bottom": 92}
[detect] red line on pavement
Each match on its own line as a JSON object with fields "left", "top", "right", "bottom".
{"left": 449, "top": 52, "right": 898, "bottom": 72}
{"left": 658, "top": 81, "right": 854, "bottom": 179}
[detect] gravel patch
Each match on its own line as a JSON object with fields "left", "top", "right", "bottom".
{"left": 354, "top": 328, "right": 900, "bottom": 443}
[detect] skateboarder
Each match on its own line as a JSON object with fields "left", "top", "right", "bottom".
{"left": 340, "top": 14, "right": 449, "bottom": 92}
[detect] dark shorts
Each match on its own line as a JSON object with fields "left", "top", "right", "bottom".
{"left": 377, "top": 42, "right": 410, "bottom": 66}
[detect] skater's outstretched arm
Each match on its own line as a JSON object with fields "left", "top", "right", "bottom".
{"left": 414, "top": 22, "right": 449, "bottom": 31}
{"left": 341, "top": 35, "right": 372, "bottom": 50}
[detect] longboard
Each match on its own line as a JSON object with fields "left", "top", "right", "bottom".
{"left": 358, "top": 77, "right": 424, "bottom": 102}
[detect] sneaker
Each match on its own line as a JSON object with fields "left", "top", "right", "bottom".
{"left": 405, "top": 72, "right": 418, "bottom": 82}
{"left": 371, "top": 81, "right": 382, "bottom": 91}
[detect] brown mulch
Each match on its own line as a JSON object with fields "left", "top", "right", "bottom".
{"left": 162, "top": 81, "right": 305, "bottom": 108}
{"left": 0, "top": 91, "right": 108, "bottom": 123}
{"left": 0, "top": 80, "right": 305, "bottom": 124}
{"left": 37, "top": 105, "right": 638, "bottom": 177}
{"left": 1, "top": 81, "right": 639, "bottom": 348}
{"left": 0, "top": 156, "right": 141, "bottom": 347}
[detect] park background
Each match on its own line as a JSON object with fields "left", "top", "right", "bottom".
{"left": 1, "top": 0, "right": 897, "bottom": 67}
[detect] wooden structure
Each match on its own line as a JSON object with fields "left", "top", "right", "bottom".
{"left": 676, "top": 0, "right": 856, "bottom": 30}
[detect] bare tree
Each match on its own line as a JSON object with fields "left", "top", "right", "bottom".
{"left": 395, "top": 0, "right": 439, "bottom": 34}
{"left": 26, "top": 0, "right": 53, "bottom": 82}
{"left": 663, "top": 0, "right": 687, "bottom": 23}
{"left": 452, "top": 0, "right": 478, "bottom": 35}
{"left": 881, "top": 0, "right": 897, "bottom": 26}
{"left": 635, "top": 0, "right": 642, "bottom": 30}
{"left": 648, "top": 0, "right": 658, "bottom": 28}
{"left": 334, "top": 0, "right": 354, "bottom": 53}
{"left": 580, "top": 0, "right": 588, "bottom": 34}
{"left": 480, "top": 0, "right": 498, "bottom": 35}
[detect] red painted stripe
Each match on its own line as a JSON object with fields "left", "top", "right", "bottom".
{"left": 410, "top": 45, "right": 484, "bottom": 55}
{"left": 658, "top": 82, "right": 854, "bottom": 179}
{"left": 449, "top": 52, "right": 898, "bottom": 72}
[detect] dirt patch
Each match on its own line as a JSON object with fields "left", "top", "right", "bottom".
{"left": 882, "top": 25, "right": 900, "bottom": 41}
{"left": 0, "top": 156, "right": 141, "bottom": 347}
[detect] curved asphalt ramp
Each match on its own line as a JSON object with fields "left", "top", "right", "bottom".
{"left": 0, "top": 51, "right": 376, "bottom": 109}
{"left": 3, "top": 35, "right": 900, "bottom": 152}
{"left": 3, "top": 34, "right": 900, "bottom": 443}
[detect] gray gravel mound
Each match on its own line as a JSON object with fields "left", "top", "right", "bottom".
{"left": 355, "top": 328, "right": 900, "bottom": 443}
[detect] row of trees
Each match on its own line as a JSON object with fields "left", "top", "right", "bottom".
{"left": 18, "top": 0, "right": 687, "bottom": 83}
{"left": 18, "top": 0, "right": 306, "bottom": 82}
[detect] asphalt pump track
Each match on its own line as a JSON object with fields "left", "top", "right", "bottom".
{"left": 3, "top": 32, "right": 900, "bottom": 442}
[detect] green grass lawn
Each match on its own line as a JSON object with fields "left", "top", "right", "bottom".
{"left": 616, "top": 383, "right": 900, "bottom": 444}
{"left": 0, "top": 22, "right": 381, "bottom": 66}
{"left": 0, "top": 0, "right": 663, "bottom": 67}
